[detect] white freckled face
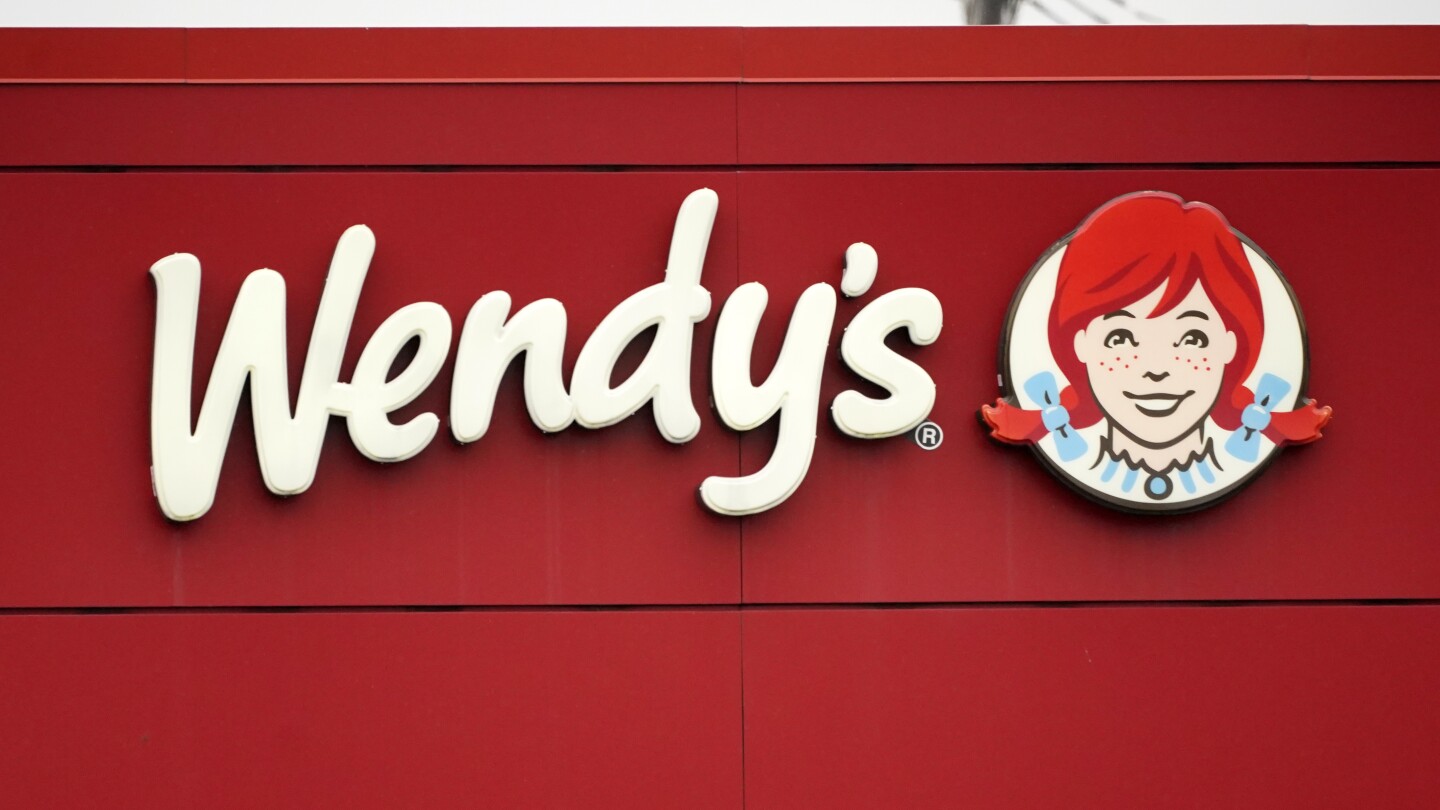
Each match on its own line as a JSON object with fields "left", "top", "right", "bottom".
{"left": 1073, "top": 282, "right": 1237, "bottom": 446}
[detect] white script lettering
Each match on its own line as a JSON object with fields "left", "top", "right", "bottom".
{"left": 148, "top": 190, "right": 942, "bottom": 522}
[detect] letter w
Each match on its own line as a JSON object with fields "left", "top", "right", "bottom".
{"left": 148, "top": 226, "right": 374, "bottom": 521}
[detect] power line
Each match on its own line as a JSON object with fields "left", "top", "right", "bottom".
{"left": 1057, "top": 0, "right": 1111, "bottom": 24}
{"left": 1022, "top": 0, "right": 1169, "bottom": 25}
{"left": 1092, "top": 0, "right": 1168, "bottom": 23}
{"left": 1023, "top": 0, "right": 1069, "bottom": 24}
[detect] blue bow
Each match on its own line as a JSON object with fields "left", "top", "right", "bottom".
{"left": 1225, "top": 373, "right": 1292, "bottom": 463}
{"left": 1024, "top": 372, "right": 1088, "bottom": 462}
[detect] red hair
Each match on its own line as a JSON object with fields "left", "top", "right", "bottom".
{"left": 983, "top": 192, "right": 1329, "bottom": 447}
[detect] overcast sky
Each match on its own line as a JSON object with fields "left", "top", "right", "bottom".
{"left": 5, "top": 0, "right": 1440, "bottom": 27}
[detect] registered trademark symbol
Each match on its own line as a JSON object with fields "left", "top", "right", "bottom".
{"left": 912, "top": 421, "right": 943, "bottom": 450}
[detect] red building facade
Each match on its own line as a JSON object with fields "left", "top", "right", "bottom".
{"left": 1, "top": 26, "right": 1437, "bottom": 808}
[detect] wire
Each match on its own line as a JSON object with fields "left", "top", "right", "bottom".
{"left": 1057, "top": 0, "right": 1111, "bottom": 24}
{"left": 1024, "top": 0, "right": 1069, "bottom": 24}
{"left": 1092, "top": 0, "right": 1168, "bottom": 23}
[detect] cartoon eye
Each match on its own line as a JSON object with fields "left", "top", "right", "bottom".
{"left": 1175, "top": 329, "right": 1210, "bottom": 348}
{"left": 1103, "top": 329, "right": 1138, "bottom": 349}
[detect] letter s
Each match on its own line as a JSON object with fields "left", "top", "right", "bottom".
{"left": 831, "top": 288, "right": 942, "bottom": 438}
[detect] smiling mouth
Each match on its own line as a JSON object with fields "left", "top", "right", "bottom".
{"left": 1123, "top": 390, "right": 1195, "bottom": 418}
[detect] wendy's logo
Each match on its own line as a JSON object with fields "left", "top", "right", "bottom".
{"left": 981, "top": 192, "right": 1332, "bottom": 513}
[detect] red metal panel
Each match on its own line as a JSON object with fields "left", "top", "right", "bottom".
{"left": 1309, "top": 27, "right": 1440, "bottom": 79}
{"left": 0, "top": 171, "right": 739, "bottom": 607}
{"left": 0, "top": 84, "right": 737, "bottom": 167}
{"left": 187, "top": 28, "right": 743, "bottom": 83}
{"left": 737, "top": 168, "right": 1440, "bottom": 603}
{"left": 0, "top": 609, "right": 743, "bottom": 809}
{"left": 7, "top": 28, "right": 1440, "bottom": 85}
{"left": 737, "top": 81, "right": 1440, "bottom": 165}
{"left": 10, "top": 80, "right": 1437, "bottom": 169}
{"left": 743, "top": 606, "right": 1440, "bottom": 809}
{"left": 0, "top": 28, "right": 186, "bottom": 83}
{"left": 741, "top": 26, "right": 1310, "bottom": 82}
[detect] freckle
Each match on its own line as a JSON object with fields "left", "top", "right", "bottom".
{"left": 1174, "top": 356, "right": 1180, "bottom": 361}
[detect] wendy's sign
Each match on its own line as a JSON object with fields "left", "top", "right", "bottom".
{"left": 148, "top": 189, "right": 943, "bottom": 522}
{"left": 982, "top": 192, "right": 1332, "bottom": 513}
{"left": 148, "top": 188, "right": 1331, "bottom": 524}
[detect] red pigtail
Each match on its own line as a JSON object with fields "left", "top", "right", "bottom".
{"left": 1265, "top": 399, "right": 1333, "bottom": 445}
{"left": 1216, "top": 385, "right": 1333, "bottom": 446}
{"left": 980, "top": 386, "right": 1080, "bottom": 445}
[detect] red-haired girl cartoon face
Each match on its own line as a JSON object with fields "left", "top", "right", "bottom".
{"left": 1073, "top": 281, "right": 1237, "bottom": 448}
{"left": 1055, "top": 192, "right": 1261, "bottom": 456}
{"left": 982, "top": 191, "right": 1331, "bottom": 512}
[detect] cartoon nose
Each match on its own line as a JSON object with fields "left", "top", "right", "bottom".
{"left": 1143, "top": 371, "right": 1170, "bottom": 382}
